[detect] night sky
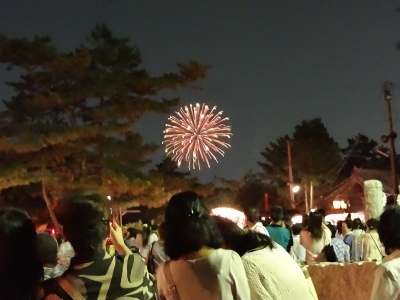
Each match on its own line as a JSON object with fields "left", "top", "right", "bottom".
{"left": 1, "top": 1, "right": 400, "bottom": 182}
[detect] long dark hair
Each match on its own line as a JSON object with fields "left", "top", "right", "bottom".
{"left": 213, "top": 215, "right": 274, "bottom": 256}
{"left": 0, "top": 208, "right": 43, "bottom": 299}
{"left": 307, "top": 211, "right": 323, "bottom": 239}
{"left": 164, "top": 191, "right": 223, "bottom": 260}
{"left": 136, "top": 225, "right": 151, "bottom": 248}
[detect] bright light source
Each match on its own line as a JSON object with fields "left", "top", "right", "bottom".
{"left": 291, "top": 215, "right": 302, "bottom": 224}
{"left": 211, "top": 207, "right": 246, "bottom": 229}
{"left": 261, "top": 216, "right": 266, "bottom": 221}
{"left": 332, "top": 200, "right": 347, "bottom": 209}
{"left": 107, "top": 196, "right": 112, "bottom": 201}
{"left": 292, "top": 185, "right": 300, "bottom": 193}
{"left": 325, "top": 212, "right": 365, "bottom": 225}
{"left": 332, "top": 200, "right": 341, "bottom": 209}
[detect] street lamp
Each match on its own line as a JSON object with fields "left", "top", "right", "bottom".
{"left": 292, "top": 185, "right": 300, "bottom": 193}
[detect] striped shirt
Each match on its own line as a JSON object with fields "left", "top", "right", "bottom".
{"left": 43, "top": 251, "right": 156, "bottom": 299}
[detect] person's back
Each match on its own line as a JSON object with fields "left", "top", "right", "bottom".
{"left": 371, "top": 206, "right": 400, "bottom": 300}
{"left": 157, "top": 248, "right": 248, "bottom": 300}
{"left": 352, "top": 220, "right": 365, "bottom": 261}
{"left": 267, "top": 205, "right": 291, "bottom": 250}
{"left": 330, "top": 237, "right": 350, "bottom": 263}
{"left": 42, "top": 191, "right": 156, "bottom": 299}
{"left": 0, "top": 208, "right": 44, "bottom": 300}
{"left": 242, "top": 243, "right": 315, "bottom": 300}
{"left": 267, "top": 225, "right": 291, "bottom": 250}
{"left": 362, "top": 218, "right": 385, "bottom": 262}
{"left": 43, "top": 250, "right": 153, "bottom": 299}
{"left": 214, "top": 216, "right": 315, "bottom": 300}
{"left": 148, "top": 222, "right": 169, "bottom": 274}
{"left": 157, "top": 191, "right": 250, "bottom": 300}
{"left": 362, "top": 231, "right": 384, "bottom": 262}
{"left": 300, "top": 212, "right": 331, "bottom": 262}
{"left": 342, "top": 219, "right": 356, "bottom": 261}
{"left": 291, "top": 223, "right": 306, "bottom": 263}
{"left": 246, "top": 208, "right": 269, "bottom": 236}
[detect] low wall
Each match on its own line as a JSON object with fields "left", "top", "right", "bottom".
{"left": 306, "top": 262, "right": 379, "bottom": 300}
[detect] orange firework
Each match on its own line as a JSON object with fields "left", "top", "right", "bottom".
{"left": 163, "top": 103, "right": 232, "bottom": 170}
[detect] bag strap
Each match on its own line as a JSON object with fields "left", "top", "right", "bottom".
{"left": 163, "top": 261, "right": 181, "bottom": 300}
{"left": 146, "top": 242, "right": 155, "bottom": 264}
{"left": 369, "top": 233, "right": 384, "bottom": 257}
{"left": 57, "top": 276, "right": 85, "bottom": 300}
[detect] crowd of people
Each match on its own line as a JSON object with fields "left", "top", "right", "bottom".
{"left": 0, "top": 190, "right": 400, "bottom": 299}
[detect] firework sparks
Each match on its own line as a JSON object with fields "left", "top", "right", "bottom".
{"left": 163, "top": 103, "right": 232, "bottom": 170}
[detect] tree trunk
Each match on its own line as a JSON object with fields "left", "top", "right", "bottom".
{"left": 41, "top": 181, "right": 59, "bottom": 228}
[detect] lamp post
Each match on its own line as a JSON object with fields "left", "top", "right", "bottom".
{"left": 381, "top": 82, "right": 399, "bottom": 196}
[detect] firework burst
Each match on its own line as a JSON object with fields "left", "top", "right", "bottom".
{"left": 163, "top": 103, "right": 232, "bottom": 170}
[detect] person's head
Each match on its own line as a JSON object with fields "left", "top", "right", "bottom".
{"left": 245, "top": 208, "right": 261, "bottom": 227}
{"left": 307, "top": 211, "right": 323, "bottom": 239}
{"left": 211, "top": 215, "right": 244, "bottom": 249}
{"left": 378, "top": 206, "right": 400, "bottom": 254}
{"left": 352, "top": 218, "right": 363, "bottom": 230}
{"left": 213, "top": 215, "right": 273, "bottom": 256}
{"left": 127, "top": 228, "right": 137, "bottom": 239}
{"left": 366, "top": 218, "right": 379, "bottom": 232}
{"left": 158, "top": 221, "right": 167, "bottom": 241}
{"left": 136, "top": 224, "right": 151, "bottom": 248}
{"left": 55, "top": 191, "right": 110, "bottom": 262}
{"left": 164, "top": 191, "right": 223, "bottom": 260}
{"left": 302, "top": 214, "right": 309, "bottom": 228}
{"left": 291, "top": 223, "right": 303, "bottom": 236}
{"left": 37, "top": 231, "right": 58, "bottom": 266}
{"left": 342, "top": 219, "right": 353, "bottom": 234}
{"left": 0, "top": 208, "right": 43, "bottom": 299}
{"left": 336, "top": 220, "right": 343, "bottom": 235}
{"left": 328, "top": 224, "right": 337, "bottom": 238}
{"left": 317, "top": 208, "right": 326, "bottom": 218}
{"left": 270, "top": 205, "right": 284, "bottom": 223}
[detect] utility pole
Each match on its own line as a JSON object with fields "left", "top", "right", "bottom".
{"left": 304, "top": 182, "right": 309, "bottom": 214}
{"left": 286, "top": 139, "right": 295, "bottom": 208}
{"left": 381, "top": 82, "right": 399, "bottom": 196}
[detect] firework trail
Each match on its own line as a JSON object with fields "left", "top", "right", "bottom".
{"left": 163, "top": 103, "right": 232, "bottom": 170}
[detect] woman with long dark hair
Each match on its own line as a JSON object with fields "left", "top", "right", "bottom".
{"left": 300, "top": 211, "right": 331, "bottom": 263}
{"left": 0, "top": 208, "right": 43, "bottom": 299}
{"left": 156, "top": 191, "right": 250, "bottom": 300}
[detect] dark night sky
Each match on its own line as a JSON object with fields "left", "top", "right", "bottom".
{"left": 1, "top": 1, "right": 400, "bottom": 182}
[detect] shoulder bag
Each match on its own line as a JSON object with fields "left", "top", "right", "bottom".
{"left": 163, "top": 261, "right": 181, "bottom": 300}
{"left": 369, "top": 233, "right": 385, "bottom": 259}
{"left": 57, "top": 277, "right": 85, "bottom": 300}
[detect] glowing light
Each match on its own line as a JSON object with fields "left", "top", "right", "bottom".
{"left": 211, "top": 207, "right": 246, "bottom": 228}
{"left": 332, "top": 200, "right": 347, "bottom": 209}
{"left": 292, "top": 185, "right": 300, "bottom": 193}
{"left": 291, "top": 215, "right": 303, "bottom": 224}
{"left": 163, "top": 103, "right": 232, "bottom": 169}
{"left": 325, "top": 212, "right": 365, "bottom": 225}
